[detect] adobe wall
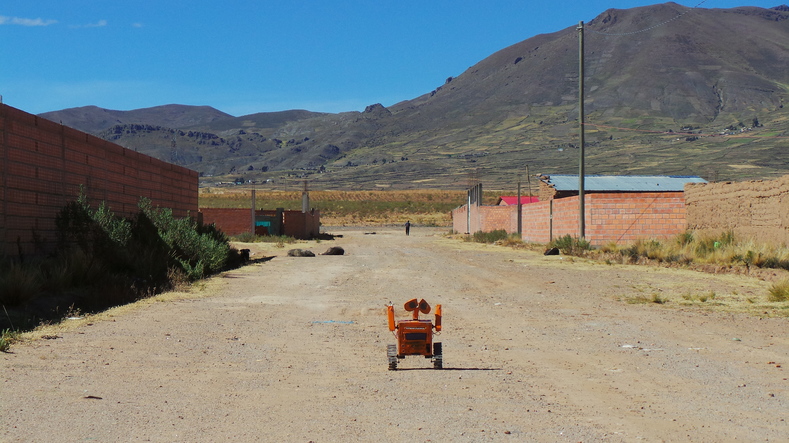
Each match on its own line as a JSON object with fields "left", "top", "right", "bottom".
{"left": 0, "top": 104, "right": 198, "bottom": 257}
{"left": 685, "top": 176, "right": 789, "bottom": 245}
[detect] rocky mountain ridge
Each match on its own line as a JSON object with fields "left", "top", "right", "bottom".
{"left": 40, "top": 3, "right": 789, "bottom": 189}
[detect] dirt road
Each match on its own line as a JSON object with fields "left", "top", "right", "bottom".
{"left": 2, "top": 228, "right": 787, "bottom": 442}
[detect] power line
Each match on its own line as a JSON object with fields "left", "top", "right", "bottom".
{"left": 587, "top": 0, "right": 710, "bottom": 36}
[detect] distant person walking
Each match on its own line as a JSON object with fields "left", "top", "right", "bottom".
{"left": 405, "top": 220, "right": 411, "bottom": 236}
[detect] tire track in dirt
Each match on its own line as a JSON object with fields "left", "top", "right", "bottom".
{"left": 2, "top": 228, "right": 787, "bottom": 442}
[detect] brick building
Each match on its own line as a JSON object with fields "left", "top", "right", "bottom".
{"left": 0, "top": 104, "right": 198, "bottom": 257}
{"left": 453, "top": 175, "right": 706, "bottom": 246}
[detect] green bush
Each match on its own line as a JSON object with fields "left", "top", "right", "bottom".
{"left": 138, "top": 198, "right": 230, "bottom": 280}
{"left": 3, "top": 192, "right": 238, "bottom": 316}
{"left": 0, "top": 329, "right": 20, "bottom": 353}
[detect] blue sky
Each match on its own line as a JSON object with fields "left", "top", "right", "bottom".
{"left": 1, "top": 1, "right": 783, "bottom": 116}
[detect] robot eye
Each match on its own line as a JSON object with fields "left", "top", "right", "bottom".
{"left": 418, "top": 299, "right": 431, "bottom": 314}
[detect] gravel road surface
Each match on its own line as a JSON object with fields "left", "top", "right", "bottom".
{"left": 2, "top": 228, "right": 787, "bottom": 442}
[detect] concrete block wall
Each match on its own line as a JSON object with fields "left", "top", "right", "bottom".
{"left": 1, "top": 104, "right": 198, "bottom": 257}
{"left": 685, "top": 175, "right": 789, "bottom": 244}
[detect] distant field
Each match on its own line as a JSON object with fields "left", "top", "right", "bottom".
{"left": 199, "top": 189, "right": 503, "bottom": 226}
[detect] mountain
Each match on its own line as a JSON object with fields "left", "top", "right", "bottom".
{"left": 39, "top": 104, "right": 234, "bottom": 134}
{"left": 39, "top": 3, "right": 789, "bottom": 190}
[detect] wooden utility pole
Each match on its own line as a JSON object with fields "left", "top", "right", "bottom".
{"left": 517, "top": 178, "right": 522, "bottom": 236}
{"left": 578, "top": 20, "right": 586, "bottom": 239}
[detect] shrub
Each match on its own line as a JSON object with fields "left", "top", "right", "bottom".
{"left": 768, "top": 279, "right": 789, "bottom": 302}
{"left": 233, "top": 232, "right": 258, "bottom": 243}
{"left": 138, "top": 198, "right": 230, "bottom": 280}
{"left": 471, "top": 230, "right": 510, "bottom": 244}
{"left": 0, "top": 329, "right": 20, "bottom": 353}
{"left": 0, "top": 262, "right": 42, "bottom": 306}
{"left": 550, "top": 234, "right": 591, "bottom": 256}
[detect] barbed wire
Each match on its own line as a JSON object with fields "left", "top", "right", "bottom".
{"left": 586, "top": 0, "right": 710, "bottom": 36}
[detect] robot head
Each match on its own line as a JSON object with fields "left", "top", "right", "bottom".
{"left": 404, "top": 298, "right": 431, "bottom": 315}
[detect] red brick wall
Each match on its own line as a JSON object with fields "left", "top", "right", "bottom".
{"left": 199, "top": 208, "right": 321, "bottom": 239}
{"left": 585, "top": 192, "right": 686, "bottom": 244}
{"left": 283, "top": 210, "right": 320, "bottom": 239}
{"left": 454, "top": 192, "right": 687, "bottom": 246}
{"left": 1, "top": 104, "right": 198, "bottom": 257}
{"left": 480, "top": 206, "right": 515, "bottom": 233}
{"left": 451, "top": 205, "right": 470, "bottom": 234}
{"left": 199, "top": 208, "right": 253, "bottom": 236}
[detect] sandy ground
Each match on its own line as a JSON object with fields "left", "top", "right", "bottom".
{"left": 2, "top": 228, "right": 788, "bottom": 442}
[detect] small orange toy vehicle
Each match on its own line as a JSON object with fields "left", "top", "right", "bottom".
{"left": 387, "top": 299, "right": 442, "bottom": 370}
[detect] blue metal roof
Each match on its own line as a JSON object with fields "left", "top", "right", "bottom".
{"left": 541, "top": 175, "right": 707, "bottom": 192}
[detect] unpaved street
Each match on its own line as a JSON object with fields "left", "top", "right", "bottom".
{"left": 2, "top": 228, "right": 788, "bottom": 442}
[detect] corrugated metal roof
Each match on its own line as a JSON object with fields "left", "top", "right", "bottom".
{"left": 541, "top": 175, "right": 707, "bottom": 192}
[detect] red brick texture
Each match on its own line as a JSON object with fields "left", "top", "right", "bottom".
{"left": 282, "top": 209, "right": 320, "bottom": 239}
{"left": 199, "top": 208, "right": 321, "bottom": 240}
{"left": 453, "top": 192, "right": 687, "bottom": 246}
{"left": 1, "top": 104, "right": 198, "bottom": 257}
{"left": 199, "top": 208, "right": 254, "bottom": 237}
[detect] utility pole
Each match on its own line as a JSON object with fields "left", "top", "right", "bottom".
{"left": 577, "top": 20, "right": 586, "bottom": 240}
{"left": 517, "top": 177, "right": 522, "bottom": 236}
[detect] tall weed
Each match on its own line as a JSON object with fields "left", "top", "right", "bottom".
{"left": 550, "top": 235, "right": 591, "bottom": 256}
{"left": 0, "top": 262, "right": 42, "bottom": 306}
{"left": 470, "top": 230, "right": 510, "bottom": 244}
{"left": 768, "top": 279, "right": 789, "bottom": 302}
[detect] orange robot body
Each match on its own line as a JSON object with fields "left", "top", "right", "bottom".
{"left": 386, "top": 299, "right": 443, "bottom": 370}
{"left": 396, "top": 319, "right": 434, "bottom": 356}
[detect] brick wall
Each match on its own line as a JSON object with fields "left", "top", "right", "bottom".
{"left": 199, "top": 208, "right": 253, "bottom": 236}
{"left": 283, "top": 210, "right": 320, "bottom": 239}
{"left": 1, "top": 104, "right": 198, "bottom": 257}
{"left": 685, "top": 175, "right": 789, "bottom": 244}
{"left": 480, "top": 206, "right": 515, "bottom": 233}
{"left": 585, "top": 192, "right": 685, "bottom": 244}
{"left": 199, "top": 207, "right": 321, "bottom": 239}
{"left": 454, "top": 192, "right": 687, "bottom": 246}
{"left": 451, "top": 205, "right": 469, "bottom": 233}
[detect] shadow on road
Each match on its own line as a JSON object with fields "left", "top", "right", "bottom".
{"left": 391, "top": 367, "right": 502, "bottom": 371}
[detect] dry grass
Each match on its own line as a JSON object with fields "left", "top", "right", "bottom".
{"left": 198, "top": 189, "right": 496, "bottom": 226}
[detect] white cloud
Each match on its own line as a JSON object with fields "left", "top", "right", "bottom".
{"left": 70, "top": 19, "right": 108, "bottom": 29}
{"left": 85, "top": 19, "right": 108, "bottom": 28}
{"left": 132, "top": 22, "right": 144, "bottom": 28}
{"left": 0, "top": 15, "right": 57, "bottom": 26}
